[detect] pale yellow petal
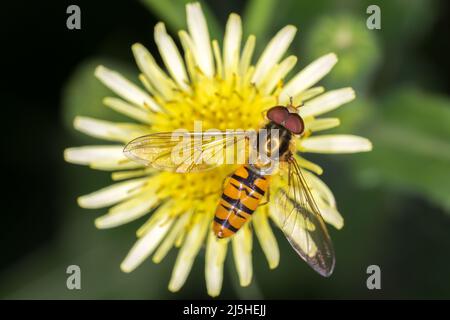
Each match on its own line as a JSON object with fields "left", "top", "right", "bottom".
{"left": 303, "top": 171, "right": 336, "bottom": 207}
{"left": 314, "top": 194, "right": 344, "bottom": 229}
{"left": 301, "top": 134, "right": 373, "bottom": 153}
{"left": 269, "top": 201, "right": 318, "bottom": 257}
{"left": 131, "top": 43, "right": 176, "bottom": 100}
{"left": 153, "top": 211, "right": 192, "bottom": 264}
{"left": 260, "top": 55, "right": 297, "bottom": 94}
{"left": 120, "top": 214, "right": 174, "bottom": 273}
{"left": 296, "top": 156, "right": 324, "bottom": 175}
{"left": 64, "top": 145, "right": 124, "bottom": 165}
{"left": 280, "top": 53, "right": 338, "bottom": 104}
{"left": 205, "top": 231, "right": 228, "bottom": 297}
{"left": 232, "top": 224, "right": 253, "bottom": 286}
{"left": 95, "top": 65, "right": 160, "bottom": 111}
{"left": 252, "top": 208, "right": 279, "bottom": 269}
{"left": 186, "top": 2, "right": 214, "bottom": 77}
{"left": 73, "top": 116, "right": 148, "bottom": 143}
{"left": 168, "top": 213, "right": 210, "bottom": 292}
{"left": 77, "top": 177, "right": 148, "bottom": 209}
{"left": 212, "top": 40, "right": 223, "bottom": 78}
{"left": 103, "top": 97, "right": 152, "bottom": 124}
{"left": 178, "top": 31, "right": 199, "bottom": 82}
{"left": 239, "top": 35, "right": 255, "bottom": 77}
{"left": 154, "top": 23, "right": 190, "bottom": 91}
{"left": 111, "top": 168, "right": 155, "bottom": 181}
{"left": 223, "top": 13, "right": 242, "bottom": 78}
{"left": 299, "top": 88, "right": 355, "bottom": 118}
{"left": 293, "top": 86, "right": 325, "bottom": 105}
{"left": 95, "top": 193, "right": 159, "bottom": 229}
{"left": 306, "top": 118, "right": 341, "bottom": 132}
{"left": 251, "top": 25, "right": 297, "bottom": 84}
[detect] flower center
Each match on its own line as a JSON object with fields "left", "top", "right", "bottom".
{"left": 148, "top": 73, "right": 279, "bottom": 205}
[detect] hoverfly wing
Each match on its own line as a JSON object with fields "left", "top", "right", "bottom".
{"left": 123, "top": 131, "right": 250, "bottom": 173}
{"left": 272, "top": 156, "right": 335, "bottom": 277}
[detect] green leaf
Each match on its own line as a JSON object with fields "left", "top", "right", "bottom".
{"left": 61, "top": 57, "right": 138, "bottom": 140}
{"left": 327, "top": 96, "right": 376, "bottom": 134}
{"left": 304, "top": 14, "right": 381, "bottom": 93}
{"left": 140, "top": 0, "right": 186, "bottom": 31}
{"left": 243, "top": 0, "right": 277, "bottom": 41}
{"left": 355, "top": 88, "right": 450, "bottom": 211}
{"left": 359, "top": 0, "right": 437, "bottom": 48}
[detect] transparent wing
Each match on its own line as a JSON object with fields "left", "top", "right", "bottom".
{"left": 273, "top": 156, "right": 335, "bottom": 276}
{"left": 123, "top": 131, "right": 249, "bottom": 173}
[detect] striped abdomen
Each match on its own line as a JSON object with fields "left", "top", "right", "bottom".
{"left": 213, "top": 165, "right": 270, "bottom": 238}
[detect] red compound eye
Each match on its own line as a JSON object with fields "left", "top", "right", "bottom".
{"left": 267, "top": 106, "right": 289, "bottom": 125}
{"left": 284, "top": 113, "right": 304, "bottom": 134}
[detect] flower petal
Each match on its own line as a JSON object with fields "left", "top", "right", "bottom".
{"left": 205, "top": 231, "right": 228, "bottom": 297}
{"left": 154, "top": 22, "right": 190, "bottom": 91}
{"left": 73, "top": 116, "right": 148, "bottom": 143}
{"left": 64, "top": 145, "right": 124, "bottom": 165}
{"left": 212, "top": 40, "right": 223, "bottom": 78}
{"left": 303, "top": 171, "right": 336, "bottom": 207}
{"left": 95, "top": 65, "right": 160, "bottom": 111}
{"left": 153, "top": 211, "right": 193, "bottom": 264}
{"left": 186, "top": 2, "right": 214, "bottom": 77}
{"left": 252, "top": 208, "right": 279, "bottom": 269}
{"left": 178, "top": 32, "right": 200, "bottom": 83}
{"left": 121, "top": 213, "right": 174, "bottom": 273}
{"left": 251, "top": 25, "right": 297, "bottom": 84}
{"left": 269, "top": 201, "right": 318, "bottom": 257}
{"left": 103, "top": 97, "right": 152, "bottom": 124}
{"left": 111, "top": 168, "right": 154, "bottom": 181}
{"left": 301, "top": 134, "right": 373, "bottom": 153}
{"left": 299, "top": 88, "right": 355, "bottom": 118}
{"left": 223, "top": 13, "right": 242, "bottom": 78}
{"left": 280, "top": 53, "right": 338, "bottom": 104}
{"left": 294, "top": 86, "right": 325, "bottom": 104}
{"left": 261, "top": 55, "right": 297, "bottom": 94}
{"left": 131, "top": 43, "right": 176, "bottom": 100}
{"left": 296, "top": 156, "right": 323, "bottom": 175}
{"left": 300, "top": 171, "right": 344, "bottom": 228}
{"left": 306, "top": 117, "right": 340, "bottom": 132}
{"left": 239, "top": 35, "right": 256, "bottom": 77}
{"left": 95, "top": 192, "right": 159, "bottom": 229}
{"left": 232, "top": 224, "right": 253, "bottom": 286}
{"left": 168, "top": 213, "right": 210, "bottom": 292}
{"left": 77, "top": 177, "right": 148, "bottom": 209}
{"left": 314, "top": 196, "right": 344, "bottom": 229}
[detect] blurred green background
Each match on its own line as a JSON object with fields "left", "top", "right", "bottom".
{"left": 1, "top": 0, "right": 449, "bottom": 299}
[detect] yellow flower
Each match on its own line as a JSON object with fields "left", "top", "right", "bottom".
{"left": 64, "top": 2, "right": 372, "bottom": 297}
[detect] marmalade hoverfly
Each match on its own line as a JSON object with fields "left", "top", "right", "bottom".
{"left": 124, "top": 103, "right": 335, "bottom": 277}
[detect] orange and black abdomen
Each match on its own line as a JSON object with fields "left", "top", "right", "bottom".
{"left": 214, "top": 166, "right": 270, "bottom": 238}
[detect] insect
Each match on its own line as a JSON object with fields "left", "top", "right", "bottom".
{"left": 123, "top": 103, "right": 335, "bottom": 277}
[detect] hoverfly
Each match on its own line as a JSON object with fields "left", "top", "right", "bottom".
{"left": 123, "top": 103, "right": 335, "bottom": 277}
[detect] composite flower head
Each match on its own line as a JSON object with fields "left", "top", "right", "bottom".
{"left": 64, "top": 2, "right": 372, "bottom": 297}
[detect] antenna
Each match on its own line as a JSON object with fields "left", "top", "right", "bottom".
{"left": 287, "top": 96, "right": 304, "bottom": 111}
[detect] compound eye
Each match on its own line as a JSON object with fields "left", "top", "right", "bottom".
{"left": 284, "top": 113, "right": 304, "bottom": 134}
{"left": 266, "top": 106, "right": 289, "bottom": 125}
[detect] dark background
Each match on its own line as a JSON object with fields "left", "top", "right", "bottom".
{"left": 0, "top": 0, "right": 449, "bottom": 299}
